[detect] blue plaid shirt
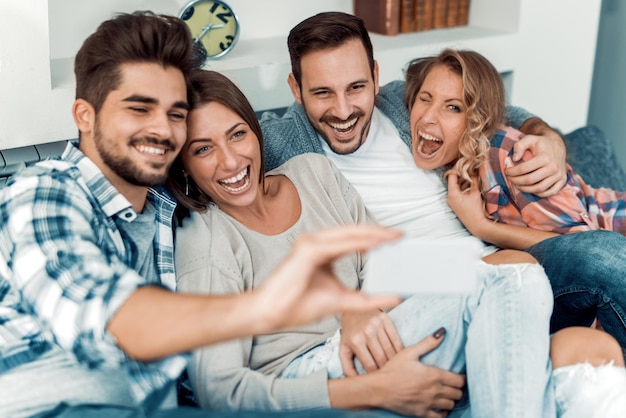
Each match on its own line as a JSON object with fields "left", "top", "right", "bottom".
{"left": 0, "top": 142, "right": 187, "bottom": 404}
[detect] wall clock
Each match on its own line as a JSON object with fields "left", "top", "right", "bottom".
{"left": 180, "top": 0, "right": 240, "bottom": 60}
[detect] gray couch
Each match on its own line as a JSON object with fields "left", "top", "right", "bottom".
{"left": 563, "top": 125, "right": 626, "bottom": 190}
{"left": 1, "top": 125, "right": 625, "bottom": 191}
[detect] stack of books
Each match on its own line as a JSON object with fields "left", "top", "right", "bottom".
{"left": 354, "top": 0, "right": 470, "bottom": 36}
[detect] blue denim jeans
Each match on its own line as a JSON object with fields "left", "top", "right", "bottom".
{"left": 527, "top": 230, "right": 626, "bottom": 347}
{"left": 284, "top": 262, "right": 556, "bottom": 418}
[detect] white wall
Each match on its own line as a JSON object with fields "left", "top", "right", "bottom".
{"left": 513, "top": 0, "right": 600, "bottom": 132}
{"left": 0, "top": 0, "right": 601, "bottom": 150}
{"left": 48, "top": 0, "right": 353, "bottom": 60}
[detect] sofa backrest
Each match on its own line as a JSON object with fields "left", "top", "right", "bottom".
{"left": 1, "top": 124, "right": 624, "bottom": 192}
{"left": 563, "top": 125, "right": 626, "bottom": 191}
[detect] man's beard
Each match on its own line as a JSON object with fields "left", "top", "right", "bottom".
{"left": 321, "top": 116, "right": 370, "bottom": 155}
{"left": 94, "top": 124, "right": 176, "bottom": 187}
{"left": 302, "top": 101, "right": 371, "bottom": 155}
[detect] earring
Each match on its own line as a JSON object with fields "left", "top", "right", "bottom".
{"left": 184, "top": 176, "right": 189, "bottom": 196}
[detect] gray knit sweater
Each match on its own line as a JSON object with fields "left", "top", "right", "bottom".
{"left": 175, "top": 154, "right": 372, "bottom": 411}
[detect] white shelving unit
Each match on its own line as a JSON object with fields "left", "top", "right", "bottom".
{"left": 0, "top": 0, "right": 601, "bottom": 151}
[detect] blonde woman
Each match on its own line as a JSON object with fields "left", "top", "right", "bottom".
{"left": 405, "top": 48, "right": 626, "bottom": 416}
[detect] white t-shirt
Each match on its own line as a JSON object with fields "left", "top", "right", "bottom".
{"left": 322, "top": 108, "right": 493, "bottom": 254}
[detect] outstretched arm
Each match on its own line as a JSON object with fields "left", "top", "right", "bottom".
{"left": 505, "top": 116, "right": 568, "bottom": 197}
{"left": 446, "top": 174, "right": 558, "bottom": 250}
{"left": 109, "top": 225, "right": 403, "bottom": 361}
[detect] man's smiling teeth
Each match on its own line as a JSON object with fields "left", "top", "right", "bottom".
{"left": 136, "top": 145, "right": 165, "bottom": 155}
{"left": 329, "top": 118, "right": 357, "bottom": 131}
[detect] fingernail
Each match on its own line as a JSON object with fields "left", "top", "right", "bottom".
{"left": 433, "top": 327, "right": 446, "bottom": 339}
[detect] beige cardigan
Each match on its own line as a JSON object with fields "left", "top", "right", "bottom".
{"left": 175, "top": 153, "right": 372, "bottom": 411}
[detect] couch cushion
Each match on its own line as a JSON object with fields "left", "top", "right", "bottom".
{"left": 563, "top": 125, "right": 626, "bottom": 191}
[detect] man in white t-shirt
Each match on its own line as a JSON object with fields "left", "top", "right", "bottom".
{"left": 259, "top": 10, "right": 626, "bottom": 417}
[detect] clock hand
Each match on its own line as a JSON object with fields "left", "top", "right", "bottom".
{"left": 194, "top": 24, "right": 226, "bottom": 42}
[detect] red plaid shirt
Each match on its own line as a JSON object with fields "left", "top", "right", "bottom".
{"left": 480, "top": 126, "right": 626, "bottom": 235}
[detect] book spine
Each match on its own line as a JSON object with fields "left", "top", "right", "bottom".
{"left": 457, "top": 0, "right": 470, "bottom": 26}
{"left": 400, "top": 0, "right": 416, "bottom": 33}
{"left": 433, "top": 0, "right": 447, "bottom": 29}
{"left": 422, "top": 0, "right": 435, "bottom": 30}
{"left": 414, "top": 0, "right": 425, "bottom": 32}
{"left": 446, "top": 0, "right": 459, "bottom": 27}
{"left": 386, "top": 0, "right": 401, "bottom": 35}
{"left": 354, "top": 0, "right": 401, "bottom": 36}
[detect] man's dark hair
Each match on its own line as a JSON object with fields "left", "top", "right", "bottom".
{"left": 287, "top": 12, "right": 375, "bottom": 86}
{"left": 74, "top": 11, "right": 202, "bottom": 113}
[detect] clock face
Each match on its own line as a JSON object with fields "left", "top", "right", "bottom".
{"left": 180, "top": 0, "right": 240, "bottom": 60}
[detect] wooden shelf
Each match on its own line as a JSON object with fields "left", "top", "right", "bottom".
{"left": 0, "top": 0, "right": 602, "bottom": 150}
{"left": 188, "top": 25, "right": 516, "bottom": 112}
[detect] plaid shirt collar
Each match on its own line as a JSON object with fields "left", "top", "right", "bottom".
{"left": 63, "top": 142, "right": 177, "bottom": 290}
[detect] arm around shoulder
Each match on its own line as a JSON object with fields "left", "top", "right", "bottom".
{"left": 502, "top": 111, "right": 568, "bottom": 196}
{"left": 505, "top": 105, "right": 535, "bottom": 130}
{"left": 259, "top": 104, "right": 325, "bottom": 172}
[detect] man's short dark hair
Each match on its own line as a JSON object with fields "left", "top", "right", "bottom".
{"left": 74, "top": 11, "right": 202, "bottom": 114}
{"left": 287, "top": 12, "right": 375, "bottom": 86}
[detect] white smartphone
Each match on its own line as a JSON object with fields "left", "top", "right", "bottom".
{"left": 361, "top": 238, "right": 481, "bottom": 296}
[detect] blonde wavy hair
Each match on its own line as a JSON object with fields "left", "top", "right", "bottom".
{"left": 405, "top": 48, "right": 506, "bottom": 188}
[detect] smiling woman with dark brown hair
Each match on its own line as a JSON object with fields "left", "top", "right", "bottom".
{"left": 166, "top": 69, "right": 563, "bottom": 418}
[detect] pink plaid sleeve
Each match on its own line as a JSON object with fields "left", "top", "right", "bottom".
{"left": 480, "top": 127, "right": 599, "bottom": 234}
